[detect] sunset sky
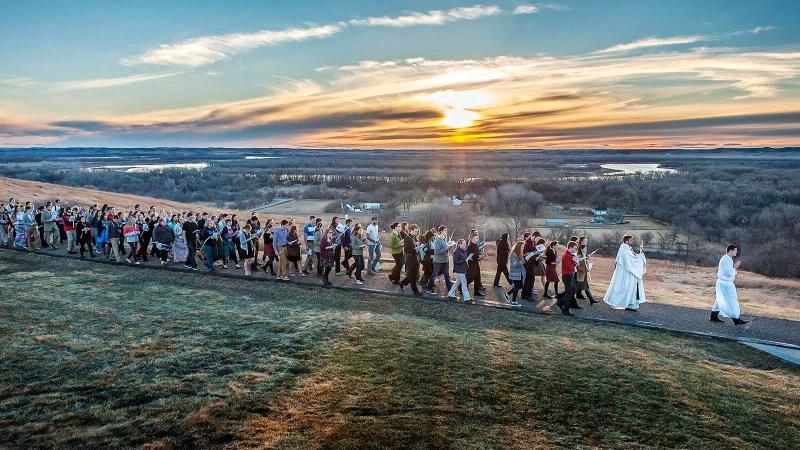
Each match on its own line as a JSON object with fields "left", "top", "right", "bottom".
{"left": 1, "top": 0, "right": 799, "bottom": 149}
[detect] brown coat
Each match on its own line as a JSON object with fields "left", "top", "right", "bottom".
{"left": 576, "top": 252, "right": 590, "bottom": 283}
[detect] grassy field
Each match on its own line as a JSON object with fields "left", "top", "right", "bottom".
{"left": 1, "top": 251, "right": 799, "bottom": 449}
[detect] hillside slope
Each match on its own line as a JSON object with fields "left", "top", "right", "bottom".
{"left": 0, "top": 176, "right": 223, "bottom": 214}
{"left": 3, "top": 175, "right": 799, "bottom": 321}
{"left": 1, "top": 251, "right": 798, "bottom": 448}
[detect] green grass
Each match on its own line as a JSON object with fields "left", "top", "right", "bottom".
{"left": 1, "top": 251, "right": 799, "bottom": 449}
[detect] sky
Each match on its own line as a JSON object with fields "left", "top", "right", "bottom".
{"left": 1, "top": 0, "right": 799, "bottom": 149}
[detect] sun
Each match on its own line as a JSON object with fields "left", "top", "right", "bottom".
{"left": 441, "top": 108, "right": 480, "bottom": 129}
{"left": 422, "top": 89, "right": 492, "bottom": 129}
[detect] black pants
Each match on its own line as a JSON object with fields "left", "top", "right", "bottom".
{"left": 315, "top": 252, "right": 322, "bottom": 275}
{"left": 157, "top": 248, "right": 169, "bottom": 262}
{"left": 79, "top": 240, "right": 94, "bottom": 258}
{"left": 264, "top": 253, "right": 277, "bottom": 275}
{"left": 494, "top": 261, "right": 511, "bottom": 286}
{"left": 420, "top": 260, "right": 433, "bottom": 287}
{"left": 557, "top": 273, "right": 576, "bottom": 310}
{"left": 138, "top": 236, "right": 150, "bottom": 260}
{"left": 350, "top": 255, "right": 365, "bottom": 281}
{"left": 400, "top": 254, "right": 420, "bottom": 294}
{"left": 569, "top": 273, "right": 579, "bottom": 308}
{"left": 544, "top": 280, "right": 558, "bottom": 298}
{"left": 389, "top": 253, "right": 404, "bottom": 283}
{"left": 507, "top": 279, "right": 523, "bottom": 302}
{"left": 323, "top": 266, "right": 332, "bottom": 284}
{"left": 334, "top": 245, "right": 346, "bottom": 273}
{"left": 521, "top": 264, "right": 536, "bottom": 299}
{"left": 341, "top": 248, "right": 353, "bottom": 272}
{"left": 186, "top": 240, "right": 197, "bottom": 267}
{"left": 467, "top": 262, "right": 482, "bottom": 295}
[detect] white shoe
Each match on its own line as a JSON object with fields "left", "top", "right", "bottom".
{"left": 356, "top": 280, "right": 364, "bottom": 285}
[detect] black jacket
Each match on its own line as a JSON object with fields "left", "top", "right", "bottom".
{"left": 183, "top": 221, "right": 198, "bottom": 243}
{"left": 496, "top": 234, "right": 510, "bottom": 263}
{"left": 403, "top": 234, "right": 418, "bottom": 256}
{"left": 153, "top": 224, "right": 175, "bottom": 244}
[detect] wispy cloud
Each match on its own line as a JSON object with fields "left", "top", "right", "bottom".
{"left": 597, "top": 26, "right": 776, "bottom": 54}
{"left": 41, "top": 45, "right": 800, "bottom": 148}
{"left": 52, "top": 72, "right": 183, "bottom": 91}
{"left": 0, "top": 76, "right": 39, "bottom": 88}
{"left": 121, "top": 4, "right": 567, "bottom": 68}
{"left": 121, "top": 24, "right": 342, "bottom": 67}
{"left": 596, "top": 35, "right": 707, "bottom": 53}
{"left": 513, "top": 5, "right": 539, "bottom": 15}
{"left": 349, "top": 4, "right": 501, "bottom": 27}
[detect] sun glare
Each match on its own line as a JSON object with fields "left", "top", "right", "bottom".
{"left": 426, "top": 89, "right": 491, "bottom": 129}
{"left": 441, "top": 108, "right": 480, "bottom": 128}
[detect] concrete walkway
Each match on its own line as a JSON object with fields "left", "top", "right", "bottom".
{"left": 3, "top": 246, "right": 799, "bottom": 355}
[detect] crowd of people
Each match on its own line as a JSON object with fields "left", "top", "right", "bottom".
{"left": 0, "top": 197, "right": 748, "bottom": 323}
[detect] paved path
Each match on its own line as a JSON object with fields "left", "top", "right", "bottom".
{"left": 3, "top": 246, "right": 799, "bottom": 352}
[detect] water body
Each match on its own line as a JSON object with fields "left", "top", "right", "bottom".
{"left": 89, "top": 163, "right": 210, "bottom": 173}
{"left": 600, "top": 163, "right": 677, "bottom": 175}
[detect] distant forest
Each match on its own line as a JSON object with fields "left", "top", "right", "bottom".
{"left": 1, "top": 149, "right": 798, "bottom": 278}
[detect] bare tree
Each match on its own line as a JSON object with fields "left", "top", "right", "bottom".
{"left": 485, "top": 184, "right": 545, "bottom": 240}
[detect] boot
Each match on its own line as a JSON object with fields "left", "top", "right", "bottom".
{"left": 588, "top": 293, "right": 599, "bottom": 305}
{"left": 733, "top": 317, "right": 749, "bottom": 325}
{"left": 710, "top": 311, "right": 725, "bottom": 323}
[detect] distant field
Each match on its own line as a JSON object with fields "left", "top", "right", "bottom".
{"left": 1, "top": 251, "right": 798, "bottom": 448}
{"left": 0, "top": 176, "right": 239, "bottom": 215}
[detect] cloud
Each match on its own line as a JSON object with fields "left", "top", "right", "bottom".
{"left": 121, "top": 4, "right": 566, "bottom": 68}
{"left": 513, "top": 5, "right": 539, "bottom": 15}
{"left": 749, "top": 26, "right": 774, "bottom": 34}
{"left": 598, "top": 26, "right": 776, "bottom": 54}
{"left": 0, "top": 77, "right": 39, "bottom": 88}
{"left": 349, "top": 4, "right": 501, "bottom": 28}
{"left": 52, "top": 72, "right": 183, "bottom": 91}
{"left": 121, "top": 24, "right": 342, "bottom": 67}
{"left": 12, "top": 44, "right": 800, "bottom": 148}
{"left": 596, "top": 35, "right": 707, "bottom": 53}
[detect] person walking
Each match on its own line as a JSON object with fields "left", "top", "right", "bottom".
{"left": 106, "top": 213, "right": 124, "bottom": 262}
{"left": 493, "top": 233, "right": 511, "bottom": 287}
{"left": 504, "top": 241, "right": 524, "bottom": 307}
{"left": 448, "top": 239, "right": 472, "bottom": 303}
{"left": 399, "top": 224, "right": 422, "bottom": 295}
{"left": 388, "top": 222, "right": 404, "bottom": 284}
{"left": 366, "top": 217, "right": 381, "bottom": 274}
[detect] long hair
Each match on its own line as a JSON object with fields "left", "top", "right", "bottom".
{"left": 512, "top": 241, "right": 524, "bottom": 260}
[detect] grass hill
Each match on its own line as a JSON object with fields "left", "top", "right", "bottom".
{"left": 1, "top": 250, "right": 798, "bottom": 448}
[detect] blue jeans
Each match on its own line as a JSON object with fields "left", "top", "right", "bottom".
{"left": 367, "top": 244, "right": 381, "bottom": 272}
{"left": 203, "top": 244, "right": 216, "bottom": 271}
{"left": 428, "top": 261, "right": 452, "bottom": 291}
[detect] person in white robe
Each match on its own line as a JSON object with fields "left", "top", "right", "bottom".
{"left": 603, "top": 235, "right": 646, "bottom": 311}
{"left": 710, "top": 245, "right": 748, "bottom": 325}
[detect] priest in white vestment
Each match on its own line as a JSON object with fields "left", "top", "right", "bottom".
{"left": 710, "top": 245, "right": 748, "bottom": 325}
{"left": 603, "top": 235, "right": 646, "bottom": 311}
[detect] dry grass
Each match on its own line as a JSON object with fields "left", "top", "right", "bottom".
{"left": 1, "top": 250, "right": 799, "bottom": 449}
{"left": 0, "top": 176, "right": 244, "bottom": 216}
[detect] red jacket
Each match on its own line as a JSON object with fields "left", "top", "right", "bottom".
{"left": 63, "top": 213, "right": 76, "bottom": 232}
{"left": 561, "top": 250, "right": 576, "bottom": 275}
